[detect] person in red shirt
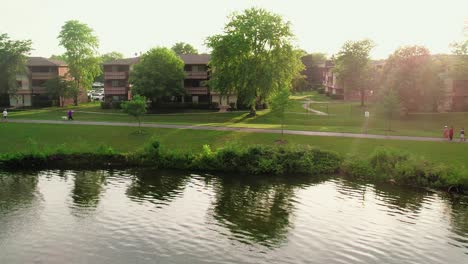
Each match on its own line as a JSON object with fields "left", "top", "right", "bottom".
{"left": 449, "top": 126, "right": 454, "bottom": 141}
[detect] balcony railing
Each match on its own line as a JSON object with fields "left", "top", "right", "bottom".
{"left": 104, "top": 72, "right": 128, "bottom": 80}
{"left": 185, "top": 71, "right": 208, "bottom": 79}
{"left": 31, "top": 87, "right": 47, "bottom": 94}
{"left": 105, "top": 87, "right": 127, "bottom": 95}
{"left": 31, "top": 72, "right": 56, "bottom": 80}
{"left": 185, "top": 87, "right": 208, "bottom": 95}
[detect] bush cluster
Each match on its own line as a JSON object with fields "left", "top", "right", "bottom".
{"left": 341, "top": 147, "right": 467, "bottom": 190}
{"left": 131, "top": 140, "right": 342, "bottom": 175}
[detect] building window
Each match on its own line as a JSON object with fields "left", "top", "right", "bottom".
{"left": 17, "top": 81, "right": 22, "bottom": 88}
{"left": 196, "top": 65, "right": 206, "bottom": 72}
{"left": 184, "top": 65, "right": 192, "bottom": 71}
{"left": 111, "top": 65, "right": 118, "bottom": 72}
{"left": 111, "top": 80, "right": 122, "bottom": 87}
{"left": 32, "top": 80, "right": 47, "bottom": 87}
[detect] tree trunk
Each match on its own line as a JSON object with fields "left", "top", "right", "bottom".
{"left": 281, "top": 116, "right": 284, "bottom": 138}
{"left": 248, "top": 105, "right": 256, "bottom": 117}
{"left": 360, "top": 88, "right": 365, "bottom": 107}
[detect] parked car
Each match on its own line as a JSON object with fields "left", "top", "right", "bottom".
{"left": 91, "top": 92, "right": 104, "bottom": 101}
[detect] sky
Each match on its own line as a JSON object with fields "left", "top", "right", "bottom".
{"left": 1, "top": 0, "right": 467, "bottom": 59}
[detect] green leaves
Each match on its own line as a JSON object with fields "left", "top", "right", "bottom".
{"left": 122, "top": 95, "right": 147, "bottom": 118}
{"left": 171, "top": 42, "right": 198, "bottom": 55}
{"left": 333, "top": 39, "right": 375, "bottom": 105}
{"left": 58, "top": 20, "right": 101, "bottom": 104}
{"left": 129, "top": 47, "right": 185, "bottom": 103}
{"left": 0, "top": 33, "right": 32, "bottom": 94}
{"left": 207, "top": 8, "right": 303, "bottom": 110}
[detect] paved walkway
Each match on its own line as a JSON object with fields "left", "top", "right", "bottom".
{"left": 302, "top": 101, "right": 328, "bottom": 115}
{"left": 8, "top": 119, "right": 463, "bottom": 143}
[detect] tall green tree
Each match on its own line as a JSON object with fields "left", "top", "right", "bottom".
{"left": 206, "top": 8, "right": 303, "bottom": 115}
{"left": 129, "top": 47, "right": 185, "bottom": 106}
{"left": 58, "top": 20, "right": 101, "bottom": 105}
{"left": 121, "top": 94, "right": 147, "bottom": 133}
{"left": 334, "top": 39, "right": 375, "bottom": 106}
{"left": 0, "top": 33, "right": 32, "bottom": 95}
{"left": 382, "top": 46, "right": 443, "bottom": 113}
{"left": 269, "top": 88, "right": 291, "bottom": 138}
{"left": 171, "top": 42, "right": 198, "bottom": 55}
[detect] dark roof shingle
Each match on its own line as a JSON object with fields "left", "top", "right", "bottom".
{"left": 103, "top": 54, "right": 211, "bottom": 66}
{"left": 179, "top": 54, "right": 211, "bottom": 64}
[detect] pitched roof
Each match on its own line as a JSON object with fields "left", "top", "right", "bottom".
{"left": 27, "top": 57, "right": 67, "bottom": 67}
{"left": 102, "top": 57, "right": 140, "bottom": 66}
{"left": 179, "top": 54, "right": 211, "bottom": 64}
{"left": 103, "top": 54, "right": 211, "bottom": 66}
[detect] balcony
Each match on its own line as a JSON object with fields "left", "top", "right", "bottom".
{"left": 31, "top": 87, "right": 47, "bottom": 94}
{"left": 185, "top": 87, "right": 208, "bottom": 95}
{"left": 104, "top": 72, "right": 128, "bottom": 80}
{"left": 31, "top": 72, "right": 56, "bottom": 80}
{"left": 185, "top": 71, "right": 208, "bottom": 79}
{"left": 105, "top": 87, "right": 127, "bottom": 95}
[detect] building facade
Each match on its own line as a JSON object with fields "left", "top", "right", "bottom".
{"left": 10, "top": 57, "right": 86, "bottom": 107}
{"left": 103, "top": 54, "right": 237, "bottom": 108}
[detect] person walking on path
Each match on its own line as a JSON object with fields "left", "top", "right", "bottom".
{"left": 67, "top": 110, "right": 73, "bottom": 120}
{"left": 2, "top": 109, "right": 7, "bottom": 122}
{"left": 449, "top": 126, "right": 454, "bottom": 141}
{"left": 443, "top": 126, "right": 449, "bottom": 140}
{"left": 460, "top": 128, "right": 465, "bottom": 142}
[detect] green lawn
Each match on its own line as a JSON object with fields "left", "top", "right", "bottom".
{"left": 1, "top": 123, "right": 467, "bottom": 169}
{"left": 8, "top": 93, "right": 468, "bottom": 138}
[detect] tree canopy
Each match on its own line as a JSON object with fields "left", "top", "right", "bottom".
{"left": 122, "top": 94, "right": 147, "bottom": 132}
{"left": 171, "top": 42, "right": 198, "bottom": 55}
{"left": 206, "top": 8, "right": 303, "bottom": 114}
{"left": 382, "top": 45, "right": 444, "bottom": 112}
{"left": 0, "top": 33, "right": 32, "bottom": 94}
{"left": 58, "top": 20, "right": 101, "bottom": 105}
{"left": 129, "top": 47, "right": 185, "bottom": 105}
{"left": 333, "top": 39, "right": 375, "bottom": 106}
{"left": 101, "top": 51, "right": 124, "bottom": 63}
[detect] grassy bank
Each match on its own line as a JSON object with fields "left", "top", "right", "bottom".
{"left": 0, "top": 137, "right": 465, "bottom": 192}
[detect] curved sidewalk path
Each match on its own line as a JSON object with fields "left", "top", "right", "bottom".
{"left": 8, "top": 119, "right": 460, "bottom": 143}
{"left": 302, "top": 100, "right": 328, "bottom": 115}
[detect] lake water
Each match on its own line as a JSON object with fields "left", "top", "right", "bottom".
{"left": 0, "top": 169, "right": 466, "bottom": 264}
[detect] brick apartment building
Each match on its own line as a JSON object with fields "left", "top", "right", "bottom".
{"left": 103, "top": 54, "right": 236, "bottom": 107}
{"left": 9, "top": 57, "right": 86, "bottom": 107}
{"left": 320, "top": 60, "right": 384, "bottom": 100}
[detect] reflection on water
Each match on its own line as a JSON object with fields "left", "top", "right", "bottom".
{"left": 210, "top": 175, "right": 324, "bottom": 246}
{"left": 126, "top": 169, "right": 188, "bottom": 205}
{"left": 0, "top": 172, "right": 38, "bottom": 212}
{"left": 71, "top": 171, "right": 106, "bottom": 207}
{"left": 0, "top": 170, "right": 466, "bottom": 264}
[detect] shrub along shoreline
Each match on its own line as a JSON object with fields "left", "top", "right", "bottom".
{"left": 0, "top": 140, "right": 465, "bottom": 193}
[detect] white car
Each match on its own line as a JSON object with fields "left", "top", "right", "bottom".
{"left": 91, "top": 92, "right": 104, "bottom": 101}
